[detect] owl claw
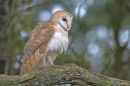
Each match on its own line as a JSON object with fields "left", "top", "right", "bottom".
{"left": 37, "top": 65, "right": 49, "bottom": 70}
{"left": 49, "top": 64, "right": 60, "bottom": 68}
{"left": 37, "top": 64, "right": 60, "bottom": 70}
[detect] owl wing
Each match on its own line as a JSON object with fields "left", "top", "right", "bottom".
{"left": 20, "top": 21, "right": 55, "bottom": 74}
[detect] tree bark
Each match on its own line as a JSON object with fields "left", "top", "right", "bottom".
{"left": 0, "top": 63, "right": 130, "bottom": 86}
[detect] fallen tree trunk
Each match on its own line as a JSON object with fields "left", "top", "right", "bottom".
{"left": 0, "top": 63, "right": 130, "bottom": 86}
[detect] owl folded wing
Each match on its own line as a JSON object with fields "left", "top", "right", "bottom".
{"left": 20, "top": 21, "right": 55, "bottom": 74}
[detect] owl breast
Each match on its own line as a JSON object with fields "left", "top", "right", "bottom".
{"left": 46, "top": 31, "right": 69, "bottom": 54}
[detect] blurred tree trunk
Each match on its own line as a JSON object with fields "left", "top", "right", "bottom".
{"left": 112, "top": 0, "right": 128, "bottom": 78}
{"left": 0, "top": 0, "right": 17, "bottom": 75}
{"left": 0, "top": 64, "right": 130, "bottom": 86}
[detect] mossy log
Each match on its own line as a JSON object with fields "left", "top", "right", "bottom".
{"left": 0, "top": 63, "right": 130, "bottom": 86}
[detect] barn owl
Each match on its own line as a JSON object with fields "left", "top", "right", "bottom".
{"left": 20, "top": 10, "right": 73, "bottom": 74}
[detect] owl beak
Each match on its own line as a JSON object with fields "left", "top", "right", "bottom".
{"left": 69, "top": 17, "right": 73, "bottom": 30}
{"left": 65, "top": 21, "right": 69, "bottom": 30}
{"left": 67, "top": 19, "right": 72, "bottom": 30}
{"left": 67, "top": 23, "right": 69, "bottom": 30}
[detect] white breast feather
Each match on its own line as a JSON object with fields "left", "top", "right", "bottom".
{"left": 46, "top": 31, "right": 69, "bottom": 54}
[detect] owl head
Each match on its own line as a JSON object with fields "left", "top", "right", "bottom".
{"left": 49, "top": 10, "right": 73, "bottom": 31}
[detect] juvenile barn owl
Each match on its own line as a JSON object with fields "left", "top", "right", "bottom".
{"left": 20, "top": 10, "right": 73, "bottom": 74}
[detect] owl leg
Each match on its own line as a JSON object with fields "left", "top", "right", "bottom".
{"left": 47, "top": 55, "right": 54, "bottom": 65}
{"left": 36, "top": 53, "right": 49, "bottom": 68}
{"left": 42, "top": 55, "right": 50, "bottom": 68}
{"left": 42, "top": 56, "right": 46, "bottom": 66}
{"left": 46, "top": 55, "right": 60, "bottom": 68}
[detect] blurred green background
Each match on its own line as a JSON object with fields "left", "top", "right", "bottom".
{"left": 0, "top": 0, "right": 130, "bottom": 80}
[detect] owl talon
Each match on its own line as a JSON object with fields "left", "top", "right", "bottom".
{"left": 37, "top": 65, "right": 50, "bottom": 70}
{"left": 49, "top": 64, "right": 60, "bottom": 68}
{"left": 37, "top": 65, "right": 60, "bottom": 70}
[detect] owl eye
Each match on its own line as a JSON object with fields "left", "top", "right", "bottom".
{"left": 63, "top": 18, "right": 67, "bottom": 22}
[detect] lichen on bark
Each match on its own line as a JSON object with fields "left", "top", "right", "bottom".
{"left": 0, "top": 64, "right": 130, "bottom": 86}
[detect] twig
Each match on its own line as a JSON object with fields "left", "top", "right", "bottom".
{"left": 77, "top": 0, "right": 87, "bottom": 19}
{"left": 11, "top": 0, "right": 16, "bottom": 15}
{"left": 0, "top": 15, "right": 14, "bottom": 36}
{"left": 101, "top": 51, "right": 116, "bottom": 74}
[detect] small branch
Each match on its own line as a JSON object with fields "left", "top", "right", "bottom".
{"left": 0, "top": 64, "right": 130, "bottom": 86}
{"left": 101, "top": 51, "right": 115, "bottom": 74}
{"left": 77, "top": 0, "right": 87, "bottom": 19}
{"left": 0, "top": 15, "right": 14, "bottom": 36}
